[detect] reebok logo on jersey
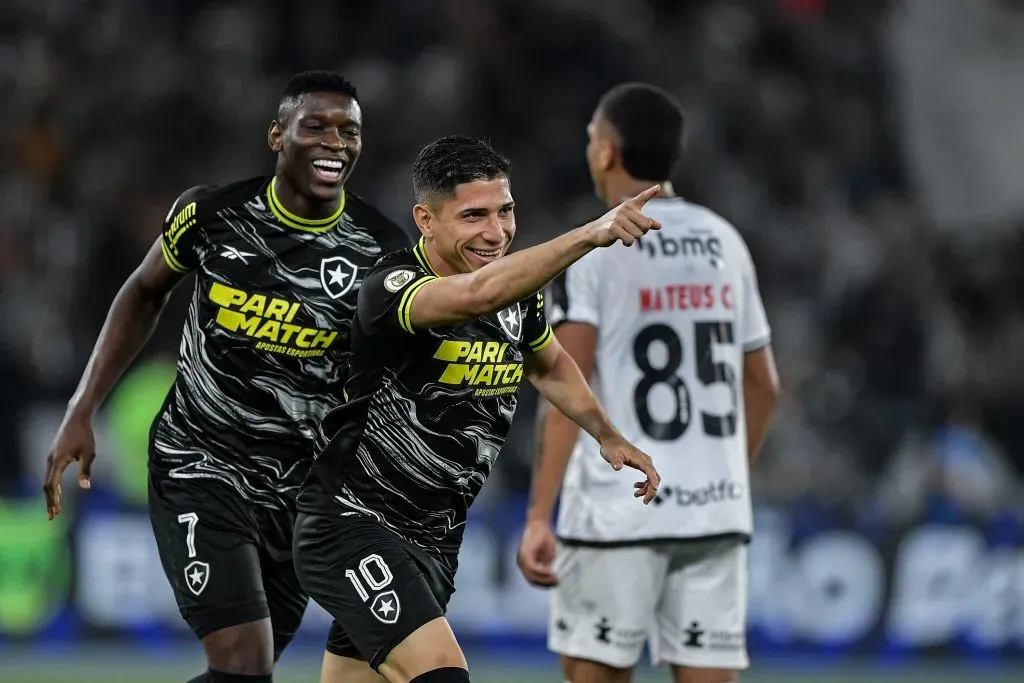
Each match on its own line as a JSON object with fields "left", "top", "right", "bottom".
{"left": 220, "top": 246, "right": 256, "bottom": 263}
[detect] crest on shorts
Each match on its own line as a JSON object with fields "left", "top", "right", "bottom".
{"left": 184, "top": 560, "right": 210, "bottom": 596}
{"left": 370, "top": 590, "right": 401, "bottom": 624}
{"left": 320, "top": 256, "right": 359, "bottom": 300}
{"left": 384, "top": 269, "right": 416, "bottom": 293}
{"left": 497, "top": 304, "right": 522, "bottom": 343}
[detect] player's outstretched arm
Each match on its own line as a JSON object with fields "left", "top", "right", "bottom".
{"left": 743, "top": 345, "right": 780, "bottom": 465}
{"left": 524, "top": 337, "right": 661, "bottom": 504}
{"left": 43, "top": 237, "right": 185, "bottom": 519}
{"left": 517, "top": 322, "right": 598, "bottom": 587}
{"left": 409, "top": 185, "right": 662, "bottom": 329}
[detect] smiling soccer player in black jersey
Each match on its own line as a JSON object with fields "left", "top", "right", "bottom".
{"left": 293, "top": 136, "right": 664, "bottom": 683}
{"left": 43, "top": 71, "right": 413, "bottom": 683}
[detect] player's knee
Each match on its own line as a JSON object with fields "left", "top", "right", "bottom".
{"left": 410, "top": 668, "right": 470, "bottom": 683}
{"left": 201, "top": 621, "right": 275, "bottom": 675}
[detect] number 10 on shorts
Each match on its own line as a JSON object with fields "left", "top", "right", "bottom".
{"left": 346, "top": 554, "right": 401, "bottom": 625}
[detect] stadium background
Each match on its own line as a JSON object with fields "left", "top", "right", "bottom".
{"left": 3, "top": 0, "right": 1024, "bottom": 681}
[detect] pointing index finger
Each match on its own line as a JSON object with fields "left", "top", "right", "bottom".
{"left": 627, "top": 184, "right": 661, "bottom": 208}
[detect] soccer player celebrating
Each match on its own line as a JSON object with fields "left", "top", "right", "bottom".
{"left": 42, "top": 71, "right": 413, "bottom": 683}
{"left": 293, "top": 135, "right": 663, "bottom": 683}
{"left": 517, "top": 83, "right": 780, "bottom": 683}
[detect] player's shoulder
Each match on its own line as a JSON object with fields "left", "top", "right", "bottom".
{"left": 675, "top": 199, "right": 751, "bottom": 252}
{"left": 366, "top": 247, "right": 421, "bottom": 279}
{"left": 166, "top": 176, "right": 268, "bottom": 223}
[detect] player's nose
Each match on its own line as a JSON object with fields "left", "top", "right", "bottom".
{"left": 319, "top": 129, "right": 344, "bottom": 151}
{"left": 480, "top": 217, "right": 505, "bottom": 245}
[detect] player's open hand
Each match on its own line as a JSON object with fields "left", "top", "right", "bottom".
{"left": 43, "top": 413, "right": 96, "bottom": 520}
{"left": 584, "top": 184, "right": 663, "bottom": 248}
{"left": 516, "top": 518, "right": 559, "bottom": 588}
{"left": 599, "top": 433, "right": 661, "bottom": 504}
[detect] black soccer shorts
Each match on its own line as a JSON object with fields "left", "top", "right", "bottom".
{"left": 292, "top": 511, "right": 455, "bottom": 670}
{"left": 148, "top": 472, "right": 308, "bottom": 655}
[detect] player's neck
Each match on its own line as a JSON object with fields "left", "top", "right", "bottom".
{"left": 421, "top": 238, "right": 459, "bottom": 277}
{"left": 272, "top": 176, "right": 344, "bottom": 221}
{"left": 604, "top": 178, "right": 676, "bottom": 207}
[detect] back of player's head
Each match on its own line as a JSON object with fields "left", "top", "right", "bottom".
{"left": 597, "top": 82, "right": 685, "bottom": 181}
{"left": 412, "top": 136, "right": 511, "bottom": 206}
{"left": 280, "top": 70, "right": 359, "bottom": 107}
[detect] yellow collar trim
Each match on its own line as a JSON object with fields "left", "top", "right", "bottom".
{"left": 413, "top": 237, "right": 441, "bottom": 276}
{"left": 267, "top": 177, "right": 345, "bottom": 233}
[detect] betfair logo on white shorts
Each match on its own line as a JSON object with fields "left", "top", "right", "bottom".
{"left": 652, "top": 480, "right": 744, "bottom": 507}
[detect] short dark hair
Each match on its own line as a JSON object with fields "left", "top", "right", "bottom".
{"left": 598, "top": 83, "right": 685, "bottom": 181}
{"left": 412, "top": 136, "right": 511, "bottom": 206}
{"left": 280, "top": 70, "right": 359, "bottom": 106}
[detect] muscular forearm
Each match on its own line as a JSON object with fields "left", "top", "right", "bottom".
{"left": 69, "top": 280, "right": 168, "bottom": 417}
{"left": 465, "top": 228, "right": 594, "bottom": 316}
{"left": 527, "top": 350, "right": 616, "bottom": 521}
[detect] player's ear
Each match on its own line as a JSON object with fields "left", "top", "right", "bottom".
{"left": 598, "top": 139, "right": 616, "bottom": 171}
{"left": 412, "top": 203, "right": 433, "bottom": 237}
{"left": 268, "top": 120, "right": 284, "bottom": 153}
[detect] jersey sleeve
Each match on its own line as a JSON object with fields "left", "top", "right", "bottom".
{"left": 520, "top": 290, "right": 554, "bottom": 354}
{"left": 160, "top": 187, "right": 209, "bottom": 274}
{"left": 547, "top": 251, "right": 600, "bottom": 329}
{"left": 357, "top": 262, "right": 438, "bottom": 336}
{"left": 740, "top": 251, "right": 771, "bottom": 352}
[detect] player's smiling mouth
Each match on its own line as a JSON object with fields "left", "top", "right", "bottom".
{"left": 466, "top": 246, "right": 502, "bottom": 262}
{"left": 311, "top": 158, "right": 346, "bottom": 183}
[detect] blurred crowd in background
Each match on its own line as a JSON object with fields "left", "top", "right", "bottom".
{"left": 3, "top": 0, "right": 1024, "bottom": 521}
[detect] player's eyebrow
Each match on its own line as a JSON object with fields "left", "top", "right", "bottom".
{"left": 458, "top": 201, "right": 514, "bottom": 218}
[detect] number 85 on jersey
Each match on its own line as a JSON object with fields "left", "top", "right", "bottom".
{"left": 632, "top": 320, "right": 739, "bottom": 442}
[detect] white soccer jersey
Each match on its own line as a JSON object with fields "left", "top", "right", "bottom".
{"left": 549, "top": 197, "right": 771, "bottom": 544}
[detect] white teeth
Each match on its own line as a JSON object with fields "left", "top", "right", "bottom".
{"left": 313, "top": 159, "right": 344, "bottom": 170}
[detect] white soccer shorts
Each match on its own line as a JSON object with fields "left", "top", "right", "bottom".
{"left": 547, "top": 538, "right": 749, "bottom": 670}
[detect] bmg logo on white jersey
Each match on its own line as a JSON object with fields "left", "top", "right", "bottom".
{"left": 636, "top": 232, "right": 724, "bottom": 267}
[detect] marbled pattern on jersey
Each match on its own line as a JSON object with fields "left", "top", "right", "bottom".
{"left": 151, "top": 177, "right": 411, "bottom": 509}
{"left": 303, "top": 244, "right": 553, "bottom": 575}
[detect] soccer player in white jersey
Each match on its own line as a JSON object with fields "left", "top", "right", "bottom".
{"left": 517, "top": 83, "right": 780, "bottom": 683}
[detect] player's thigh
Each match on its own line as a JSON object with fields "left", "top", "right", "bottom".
{"left": 293, "top": 512, "right": 460, "bottom": 675}
{"left": 321, "top": 645, "right": 388, "bottom": 683}
{"left": 653, "top": 539, "right": 748, "bottom": 673}
{"left": 148, "top": 473, "right": 271, "bottom": 638}
{"left": 256, "top": 507, "right": 309, "bottom": 660}
{"left": 549, "top": 543, "right": 667, "bottom": 670}
{"left": 259, "top": 547, "right": 309, "bottom": 660}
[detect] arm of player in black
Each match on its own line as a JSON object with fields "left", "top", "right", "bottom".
{"left": 524, "top": 336, "right": 661, "bottom": 504}
{"left": 407, "top": 185, "right": 662, "bottom": 329}
{"left": 525, "top": 322, "right": 596, "bottom": 527}
{"left": 43, "top": 232, "right": 190, "bottom": 519}
{"left": 743, "top": 345, "right": 780, "bottom": 465}
{"left": 516, "top": 321, "right": 598, "bottom": 587}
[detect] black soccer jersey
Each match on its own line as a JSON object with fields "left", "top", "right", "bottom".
{"left": 299, "top": 238, "right": 554, "bottom": 573}
{"left": 151, "top": 176, "right": 411, "bottom": 509}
